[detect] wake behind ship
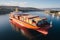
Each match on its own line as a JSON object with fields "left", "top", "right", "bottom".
{"left": 9, "top": 8, "right": 51, "bottom": 35}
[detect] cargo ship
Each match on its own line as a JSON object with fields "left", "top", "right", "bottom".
{"left": 9, "top": 8, "right": 51, "bottom": 35}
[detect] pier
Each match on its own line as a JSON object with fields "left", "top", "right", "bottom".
{"left": 44, "top": 9, "right": 60, "bottom": 15}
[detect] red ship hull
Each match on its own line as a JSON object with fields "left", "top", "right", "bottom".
{"left": 9, "top": 18, "right": 51, "bottom": 35}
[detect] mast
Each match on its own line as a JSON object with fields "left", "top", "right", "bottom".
{"left": 15, "top": 8, "right": 19, "bottom": 12}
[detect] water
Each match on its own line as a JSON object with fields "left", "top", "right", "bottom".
{"left": 0, "top": 12, "right": 60, "bottom": 40}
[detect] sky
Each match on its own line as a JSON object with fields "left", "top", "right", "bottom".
{"left": 0, "top": 0, "right": 60, "bottom": 8}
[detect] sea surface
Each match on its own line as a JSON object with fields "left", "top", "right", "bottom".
{"left": 0, "top": 11, "right": 60, "bottom": 40}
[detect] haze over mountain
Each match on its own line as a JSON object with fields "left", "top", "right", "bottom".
{"left": 0, "top": 6, "right": 43, "bottom": 15}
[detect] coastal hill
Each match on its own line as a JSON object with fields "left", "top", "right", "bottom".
{"left": 0, "top": 6, "right": 43, "bottom": 15}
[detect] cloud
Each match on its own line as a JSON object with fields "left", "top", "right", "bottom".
{"left": 19, "top": 2, "right": 27, "bottom": 7}
{"left": 0, "top": 1, "right": 27, "bottom": 7}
